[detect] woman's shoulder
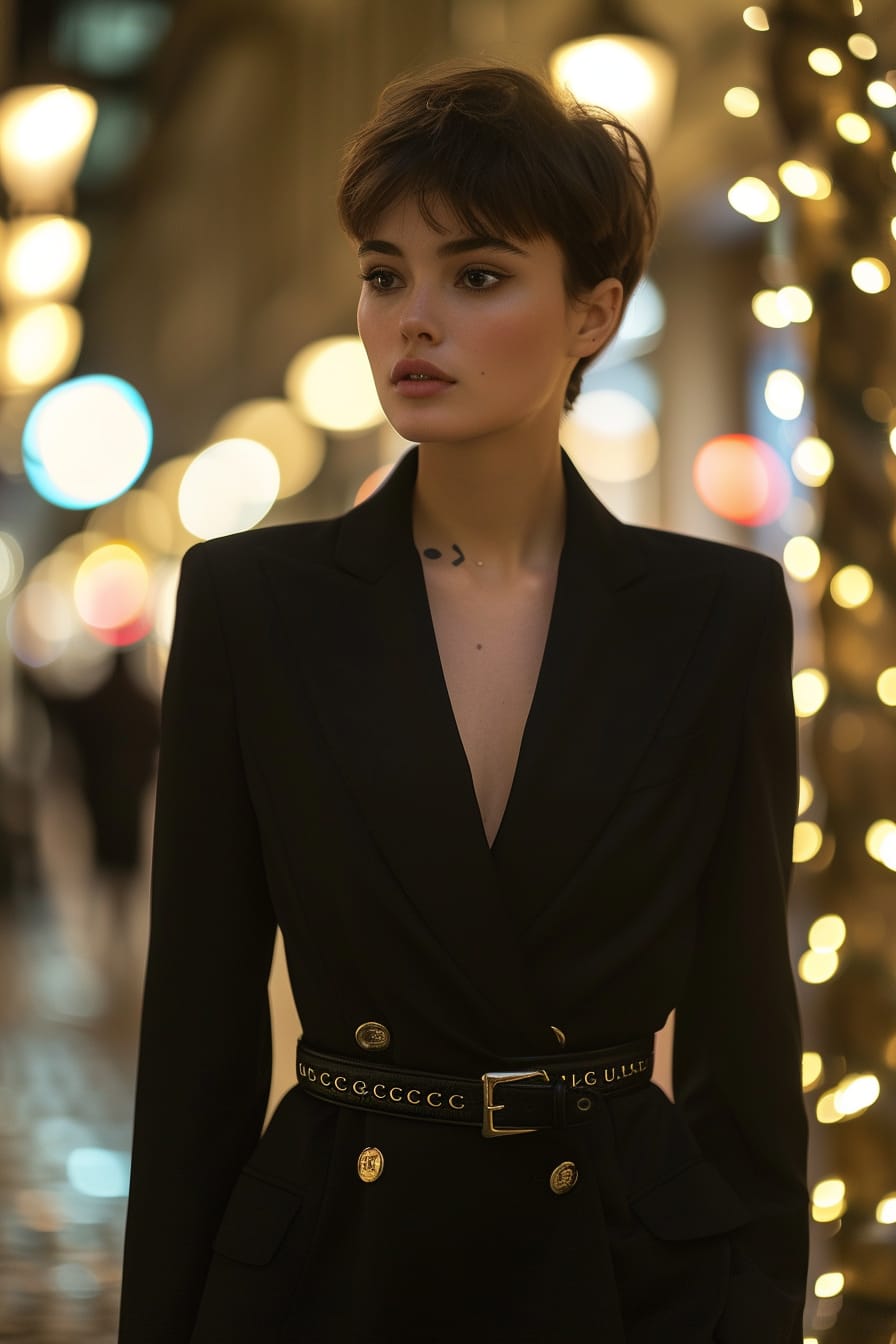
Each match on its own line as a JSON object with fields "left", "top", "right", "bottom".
{"left": 180, "top": 514, "right": 343, "bottom": 580}
{"left": 627, "top": 518, "right": 783, "bottom": 593}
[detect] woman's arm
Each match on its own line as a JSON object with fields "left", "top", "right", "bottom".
{"left": 118, "top": 543, "right": 277, "bottom": 1343}
{"left": 673, "top": 560, "right": 809, "bottom": 1343}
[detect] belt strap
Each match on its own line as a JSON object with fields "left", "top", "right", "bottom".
{"left": 295, "top": 1039, "right": 654, "bottom": 1137}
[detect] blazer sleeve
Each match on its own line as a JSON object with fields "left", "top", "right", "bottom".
{"left": 117, "top": 542, "right": 277, "bottom": 1343}
{"left": 672, "top": 560, "right": 809, "bottom": 1343}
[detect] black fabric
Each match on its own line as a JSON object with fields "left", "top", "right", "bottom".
{"left": 118, "top": 446, "right": 809, "bottom": 1344}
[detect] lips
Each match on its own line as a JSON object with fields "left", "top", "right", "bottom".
{"left": 390, "top": 358, "right": 455, "bottom": 384}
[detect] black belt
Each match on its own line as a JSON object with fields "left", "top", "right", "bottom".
{"left": 295, "top": 1038, "right": 654, "bottom": 1137}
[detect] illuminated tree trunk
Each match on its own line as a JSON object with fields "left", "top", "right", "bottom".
{"left": 768, "top": 2, "right": 896, "bottom": 1338}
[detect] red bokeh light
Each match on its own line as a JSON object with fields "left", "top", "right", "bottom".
{"left": 692, "top": 434, "right": 791, "bottom": 525}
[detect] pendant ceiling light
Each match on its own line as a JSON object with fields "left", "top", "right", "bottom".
{"left": 549, "top": 1, "right": 678, "bottom": 151}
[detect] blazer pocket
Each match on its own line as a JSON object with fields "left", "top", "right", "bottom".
{"left": 212, "top": 1171, "right": 304, "bottom": 1266}
{"left": 630, "top": 1158, "right": 750, "bottom": 1241}
{"left": 626, "top": 727, "right": 710, "bottom": 792}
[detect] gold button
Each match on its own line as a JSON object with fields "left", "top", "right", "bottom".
{"left": 355, "top": 1021, "right": 391, "bottom": 1050}
{"left": 358, "top": 1146, "right": 384, "bottom": 1183}
{"left": 550, "top": 1025, "right": 567, "bottom": 1046}
{"left": 549, "top": 1161, "right": 578, "bottom": 1195}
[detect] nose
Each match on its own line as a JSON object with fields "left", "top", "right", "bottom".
{"left": 397, "top": 286, "right": 441, "bottom": 344}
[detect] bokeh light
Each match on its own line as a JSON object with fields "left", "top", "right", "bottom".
{"left": 285, "top": 336, "right": 384, "bottom": 434}
{"left": 809, "top": 915, "right": 846, "bottom": 952}
{"left": 876, "top": 668, "right": 896, "bottom": 706}
{"left": 794, "top": 822, "right": 825, "bottom": 865}
{"left": 851, "top": 258, "right": 890, "bottom": 293}
{"left": 1, "top": 302, "right": 82, "bottom": 389}
{"left": 791, "top": 436, "right": 833, "bottom": 486}
{"left": 808, "top": 48, "right": 842, "bottom": 76}
{"left": 0, "top": 529, "right": 24, "bottom": 597}
{"left": 865, "top": 819, "right": 896, "bottom": 862}
{"left": 2, "top": 215, "right": 91, "bottom": 303}
{"left": 836, "top": 112, "right": 871, "bottom": 144}
{"left": 830, "top": 564, "right": 873, "bottom": 608}
{"left": 782, "top": 536, "right": 821, "bottom": 581}
{"left": 73, "top": 543, "right": 149, "bottom": 632}
{"left": 209, "top": 398, "right": 326, "bottom": 500}
{"left": 728, "top": 177, "right": 780, "bottom": 222}
{"left": 778, "top": 161, "right": 831, "bottom": 200}
{"left": 692, "top": 434, "right": 791, "bottom": 525}
{"left": 562, "top": 389, "right": 659, "bottom": 483}
{"left": 802, "top": 1052, "right": 824, "bottom": 1088}
{"left": 22, "top": 375, "right": 153, "bottom": 509}
{"left": 847, "top": 33, "right": 877, "bottom": 60}
{"left": 724, "top": 87, "right": 760, "bottom": 117}
{"left": 868, "top": 80, "right": 896, "bottom": 109}
{"left": 0, "top": 84, "right": 98, "bottom": 209}
{"left": 743, "top": 7, "right": 769, "bottom": 31}
{"left": 792, "top": 668, "right": 828, "bottom": 716}
{"left": 178, "top": 438, "right": 280, "bottom": 539}
{"left": 765, "top": 369, "right": 805, "bottom": 420}
{"left": 798, "top": 775, "right": 815, "bottom": 814}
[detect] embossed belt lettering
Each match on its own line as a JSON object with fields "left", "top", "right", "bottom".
{"left": 295, "top": 1039, "right": 654, "bottom": 1136}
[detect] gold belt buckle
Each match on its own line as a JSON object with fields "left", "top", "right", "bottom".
{"left": 481, "top": 1069, "right": 550, "bottom": 1137}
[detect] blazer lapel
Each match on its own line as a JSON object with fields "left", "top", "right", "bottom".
{"left": 260, "top": 448, "right": 551, "bottom": 1052}
{"left": 491, "top": 450, "right": 721, "bottom": 927}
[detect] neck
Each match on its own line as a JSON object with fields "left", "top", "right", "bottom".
{"left": 411, "top": 431, "right": 566, "bottom": 578}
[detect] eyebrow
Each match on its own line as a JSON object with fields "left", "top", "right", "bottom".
{"left": 357, "top": 235, "right": 528, "bottom": 259}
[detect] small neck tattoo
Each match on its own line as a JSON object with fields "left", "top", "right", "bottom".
{"left": 420, "top": 543, "right": 482, "bottom": 568}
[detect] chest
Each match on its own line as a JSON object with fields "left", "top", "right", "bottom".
{"left": 422, "top": 567, "right": 557, "bottom": 848}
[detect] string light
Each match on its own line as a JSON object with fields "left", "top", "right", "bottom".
{"left": 728, "top": 176, "right": 780, "bottom": 221}
{"left": 851, "top": 258, "right": 890, "bottom": 293}
{"left": 798, "top": 775, "right": 815, "bottom": 814}
{"left": 793, "top": 668, "right": 829, "bottom": 716}
{"left": 815, "top": 1271, "right": 845, "bottom": 1298}
{"left": 865, "top": 819, "right": 896, "bottom": 862}
{"left": 724, "top": 86, "right": 760, "bottom": 117}
{"left": 765, "top": 368, "right": 804, "bottom": 418}
{"left": 778, "top": 160, "right": 832, "bottom": 200}
{"left": 812, "top": 1177, "right": 847, "bottom": 1222}
{"left": 847, "top": 33, "right": 877, "bottom": 60}
{"left": 799, "top": 946, "right": 837, "bottom": 979}
{"left": 876, "top": 668, "right": 896, "bottom": 706}
{"left": 794, "top": 821, "right": 825, "bottom": 864}
{"left": 752, "top": 289, "right": 789, "bottom": 328}
{"left": 783, "top": 536, "right": 821, "bottom": 580}
{"left": 742, "top": 7, "right": 769, "bottom": 31}
{"left": 808, "top": 48, "right": 842, "bottom": 76}
{"left": 829, "top": 564, "right": 873, "bottom": 608}
{"left": 792, "top": 436, "right": 833, "bottom": 486}
{"left": 836, "top": 112, "right": 871, "bottom": 143}
{"left": 876, "top": 1195, "right": 896, "bottom": 1224}
{"left": 809, "top": 915, "right": 846, "bottom": 952}
{"left": 802, "top": 1051, "right": 824, "bottom": 1088}
{"left": 868, "top": 81, "right": 896, "bottom": 110}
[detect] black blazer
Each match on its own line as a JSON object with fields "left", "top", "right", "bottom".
{"left": 118, "top": 445, "right": 809, "bottom": 1343}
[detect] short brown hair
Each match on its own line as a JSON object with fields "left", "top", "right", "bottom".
{"left": 336, "top": 60, "right": 658, "bottom": 409}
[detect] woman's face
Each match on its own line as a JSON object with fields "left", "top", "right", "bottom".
{"left": 355, "top": 196, "right": 611, "bottom": 448}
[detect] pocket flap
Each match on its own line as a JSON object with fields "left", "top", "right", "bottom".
{"left": 630, "top": 1159, "right": 750, "bottom": 1241}
{"left": 212, "top": 1172, "right": 303, "bottom": 1266}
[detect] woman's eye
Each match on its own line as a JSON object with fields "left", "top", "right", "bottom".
{"left": 359, "top": 268, "right": 400, "bottom": 292}
{"left": 462, "top": 268, "right": 502, "bottom": 290}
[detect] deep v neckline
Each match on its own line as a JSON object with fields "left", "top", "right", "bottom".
{"left": 412, "top": 538, "right": 566, "bottom": 857}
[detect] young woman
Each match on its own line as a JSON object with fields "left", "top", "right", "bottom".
{"left": 118, "top": 61, "right": 809, "bottom": 1343}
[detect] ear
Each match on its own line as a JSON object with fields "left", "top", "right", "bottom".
{"left": 568, "top": 277, "right": 624, "bottom": 359}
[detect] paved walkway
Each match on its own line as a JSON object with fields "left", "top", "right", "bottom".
{"left": 0, "top": 766, "right": 150, "bottom": 1343}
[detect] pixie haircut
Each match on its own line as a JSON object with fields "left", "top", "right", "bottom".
{"left": 336, "top": 60, "right": 658, "bottom": 410}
